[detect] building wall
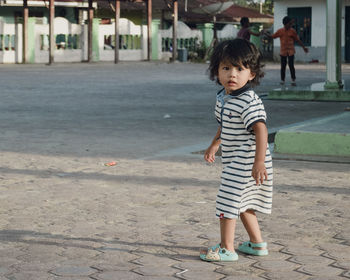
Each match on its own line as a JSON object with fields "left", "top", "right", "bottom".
{"left": 274, "top": 0, "right": 349, "bottom": 63}
{"left": 0, "top": 6, "right": 78, "bottom": 24}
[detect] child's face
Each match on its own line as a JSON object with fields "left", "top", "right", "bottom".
{"left": 284, "top": 19, "right": 294, "bottom": 29}
{"left": 218, "top": 61, "right": 255, "bottom": 93}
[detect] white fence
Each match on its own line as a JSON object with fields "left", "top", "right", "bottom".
{"left": 99, "top": 18, "right": 147, "bottom": 61}
{"left": 0, "top": 21, "right": 22, "bottom": 63}
{"left": 36, "top": 17, "right": 86, "bottom": 63}
{"left": 0, "top": 18, "right": 240, "bottom": 63}
{"left": 159, "top": 21, "right": 202, "bottom": 60}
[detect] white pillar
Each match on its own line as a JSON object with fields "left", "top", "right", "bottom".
{"left": 325, "top": 0, "right": 343, "bottom": 89}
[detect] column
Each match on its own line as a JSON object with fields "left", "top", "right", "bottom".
{"left": 92, "top": 18, "right": 99, "bottom": 61}
{"left": 324, "top": 0, "right": 343, "bottom": 89}
{"left": 88, "top": 0, "right": 93, "bottom": 62}
{"left": 151, "top": 19, "right": 160, "bottom": 60}
{"left": 23, "top": 0, "right": 28, "bottom": 63}
{"left": 172, "top": 0, "right": 178, "bottom": 62}
{"left": 197, "top": 23, "right": 214, "bottom": 49}
{"left": 49, "top": 0, "right": 54, "bottom": 64}
{"left": 114, "top": 0, "right": 120, "bottom": 63}
{"left": 147, "top": 0, "right": 152, "bottom": 61}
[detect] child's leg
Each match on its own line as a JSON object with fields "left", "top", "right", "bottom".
{"left": 220, "top": 217, "right": 236, "bottom": 252}
{"left": 240, "top": 210, "right": 266, "bottom": 249}
{"left": 280, "top": 55, "right": 287, "bottom": 81}
{"left": 199, "top": 217, "right": 236, "bottom": 255}
{"left": 288, "top": 55, "right": 296, "bottom": 81}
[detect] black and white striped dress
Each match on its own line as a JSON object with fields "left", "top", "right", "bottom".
{"left": 214, "top": 85, "right": 273, "bottom": 219}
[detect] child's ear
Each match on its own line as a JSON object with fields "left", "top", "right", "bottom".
{"left": 249, "top": 72, "right": 256, "bottom": 81}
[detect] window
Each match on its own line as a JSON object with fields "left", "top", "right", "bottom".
{"left": 288, "top": 7, "right": 311, "bottom": 46}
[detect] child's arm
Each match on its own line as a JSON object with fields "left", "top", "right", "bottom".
{"left": 252, "top": 122, "right": 268, "bottom": 185}
{"left": 296, "top": 39, "right": 309, "bottom": 53}
{"left": 204, "top": 126, "right": 221, "bottom": 163}
{"left": 293, "top": 31, "right": 309, "bottom": 53}
{"left": 249, "top": 29, "right": 262, "bottom": 37}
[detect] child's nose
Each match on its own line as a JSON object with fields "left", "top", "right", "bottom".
{"left": 229, "top": 69, "right": 237, "bottom": 77}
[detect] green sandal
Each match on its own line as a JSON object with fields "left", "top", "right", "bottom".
{"left": 200, "top": 244, "right": 238, "bottom": 262}
{"left": 238, "top": 241, "right": 268, "bottom": 256}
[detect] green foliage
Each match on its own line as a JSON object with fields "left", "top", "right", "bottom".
{"left": 189, "top": 41, "right": 207, "bottom": 62}
{"left": 234, "top": 0, "right": 274, "bottom": 15}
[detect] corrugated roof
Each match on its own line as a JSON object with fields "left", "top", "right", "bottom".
{"left": 97, "top": 0, "right": 273, "bottom": 24}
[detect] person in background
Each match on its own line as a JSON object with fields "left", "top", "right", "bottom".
{"left": 237, "top": 17, "right": 261, "bottom": 41}
{"left": 268, "top": 16, "right": 309, "bottom": 86}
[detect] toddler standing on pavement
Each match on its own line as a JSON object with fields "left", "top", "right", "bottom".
{"left": 200, "top": 39, "right": 273, "bottom": 262}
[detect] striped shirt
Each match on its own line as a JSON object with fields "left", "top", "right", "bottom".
{"left": 214, "top": 86, "right": 273, "bottom": 219}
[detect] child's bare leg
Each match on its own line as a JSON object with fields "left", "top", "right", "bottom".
{"left": 220, "top": 217, "right": 236, "bottom": 252}
{"left": 240, "top": 210, "right": 266, "bottom": 249}
{"left": 200, "top": 217, "right": 236, "bottom": 255}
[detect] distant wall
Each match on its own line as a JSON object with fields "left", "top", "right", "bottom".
{"left": 273, "top": 0, "right": 349, "bottom": 62}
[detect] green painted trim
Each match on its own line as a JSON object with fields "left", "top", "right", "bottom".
{"left": 92, "top": 18, "right": 100, "bottom": 61}
{"left": 324, "top": 81, "right": 344, "bottom": 89}
{"left": 197, "top": 23, "right": 214, "bottom": 29}
{"left": 325, "top": 0, "right": 342, "bottom": 87}
{"left": 151, "top": 19, "right": 160, "bottom": 60}
{"left": 28, "top": 18, "right": 36, "bottom": 63}
{"left": 268, "top": 89, "right": 350, "bottom": 101}
{"left": 197, "top": 23, "right": 214, "bottom": 48}
{"left": 336, "top": 0, "right": 342, "bottom": 83}
{"left": 250, "top": 25, "right": 261, "bottom": 47}
{"left": 274, "top": 131, "right": 350, "bottom": 156}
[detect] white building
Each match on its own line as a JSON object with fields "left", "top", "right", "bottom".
{"left": 273, "top": 0, "right": 350, "bottom": 63}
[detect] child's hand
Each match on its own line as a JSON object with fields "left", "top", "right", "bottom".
{"left": 204, "top": 144, "right": 219, "bottom": 163}
{"left": 252, "top": 161, "right": 268, "bottom": 185}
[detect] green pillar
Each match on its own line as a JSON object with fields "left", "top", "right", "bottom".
{"left": 151, "top": 19, "right": 160, "bottom": 60}
{"left": 324, "top": 0, "right": 343, "bottom": 89}
{"left": 27, "top": 18, "right": 35, "bottom": 63}
{"left": 92, "top": 18, "right": 100, "bottom": 61}
{"left": 197, "top": 23, "right": 214, "bottom": 48}
{"left": 250, "top": 25, "right": 261, "bottom": 48}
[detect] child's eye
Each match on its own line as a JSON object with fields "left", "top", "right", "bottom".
{"left": 237, "top": 67, "right": 243, "bottom": 71}
{"left": 223, "top": 66, "right": 230, "bottom": 70}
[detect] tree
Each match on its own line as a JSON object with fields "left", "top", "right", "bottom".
{"left": 234, "top": 0, "right": 274, "bottom": 15}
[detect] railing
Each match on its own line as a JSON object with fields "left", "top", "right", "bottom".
{"left": 0, "top": 34, "right": 16, "bottom": 51}
{"left": 161, "top": 37, "right": 198, "bottom": 52}
{"left": 39, "top": 34, "right": 81, "bottom": 50}
{"left": 103, "top": 34, "right": 142, "bottom": 50}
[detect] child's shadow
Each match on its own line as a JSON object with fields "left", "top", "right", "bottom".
{"left": 0, "top": 229, "right": 201, "bottom": 261}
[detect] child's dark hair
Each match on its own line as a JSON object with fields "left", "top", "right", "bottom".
{"left": 208, "top": 38, "right": 264, "bottom": 86}
{"left": 240, "top": 17, "right": 249, "bottom": 26}
{"left": 283, "top": 16, "right": 292, "bottom": 25}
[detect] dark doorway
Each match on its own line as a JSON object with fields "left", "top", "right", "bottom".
{"left": 346, "top": 6, "right": 350, "bottom": 63}
{"left": 288, "top": 7, "right": 312, "bottom": 46}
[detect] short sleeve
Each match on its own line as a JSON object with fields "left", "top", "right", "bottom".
{"left": 215, "top": 100, "right": 221, "bottom": 124}
{"left": 271, "top": 29, "right": 281, "bottom": 39}
{"left": 241, "top": 95, "right": 266, "bottom": 131}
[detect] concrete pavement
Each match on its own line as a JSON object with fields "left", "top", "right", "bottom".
{"left": 0, "top": 62, "right": 349, "bottom": 279}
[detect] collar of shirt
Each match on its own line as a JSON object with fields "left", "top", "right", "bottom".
{"left": 216, "top": 83, "right": 251, "bottom": 105}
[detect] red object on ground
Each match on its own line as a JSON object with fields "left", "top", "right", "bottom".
{"left": 105, "top": 161, "right": 117, "bottom": 166}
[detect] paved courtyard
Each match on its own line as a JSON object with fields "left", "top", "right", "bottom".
{"left": 0, "top": 62, "right": 349, "bottom": 279}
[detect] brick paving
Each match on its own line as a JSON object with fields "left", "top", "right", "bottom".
{"left": 0, "top": 62, "right": 349, "bottom": 279}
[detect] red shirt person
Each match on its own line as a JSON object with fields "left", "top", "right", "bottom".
{"left": 269, "top": 16, "right": 308, "bottom": 86}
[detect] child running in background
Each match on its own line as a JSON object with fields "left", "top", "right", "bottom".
{"left": 200, "top": 39, "right": 273, "bottom": 262}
